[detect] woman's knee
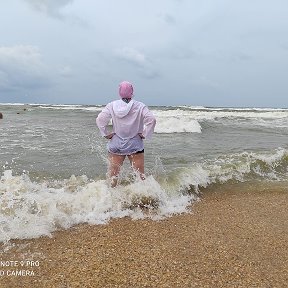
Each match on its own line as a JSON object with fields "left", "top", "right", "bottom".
{"left": 108, "top": 154, "right": 125, "bottom": 174}
{"left": 128, "top": 153, "right": 144, "bottom": 173}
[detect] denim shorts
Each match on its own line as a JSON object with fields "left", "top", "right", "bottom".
{"left": 108, "top": 134, "right": 144, "bottom": 155}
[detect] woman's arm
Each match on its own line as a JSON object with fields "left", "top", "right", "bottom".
{"left": 142, "top": 107, "right": 156, "bottom": 139}
{"left": 96, "top": 105, "right": 112, "bottom": 137}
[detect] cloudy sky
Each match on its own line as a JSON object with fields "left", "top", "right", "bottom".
{"left": 0, "top": 0, "right": 287, "bottom": 107}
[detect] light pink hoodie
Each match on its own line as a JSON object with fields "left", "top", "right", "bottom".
{"left": 96, "top": 99, "right": 156, "bottom": 140}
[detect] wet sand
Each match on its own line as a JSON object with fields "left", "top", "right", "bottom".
{"left": 1, "top": 182, "right": 287, "bottom": 288}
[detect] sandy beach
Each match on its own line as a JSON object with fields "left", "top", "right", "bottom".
{"left": 1, "top": 181, "right": 287, "bottom": 288}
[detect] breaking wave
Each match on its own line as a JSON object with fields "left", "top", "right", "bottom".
{"left": 0, "top": 148, "right": 287, "bottom": 243}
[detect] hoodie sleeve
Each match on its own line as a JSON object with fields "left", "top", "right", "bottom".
{"left": 142, "top": 106, "right": 156, "bottom": 140}
{"left": 96, "top": 104, "right": 112, "bottom": 137}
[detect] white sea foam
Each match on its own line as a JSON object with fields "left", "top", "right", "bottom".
{"left": 150, "top": 107, "right": 288, "bottom": 132}
{"left": 184, "top": 106, "right": 288, "bottom": 112}
{"left": 1, "top": 103, "right": 287, "bottom": 132}
{"left": 152, "top": 108, "right": 288, "bottom": 120}
{"left": 1, "top": 148, "right": 287, "bottom": 243}
{"left": 36, "top": 105, "right": 103, "bottom": 112}
{"left": 153, "top": 109, "right": 202, "bottom": 133}
{"left": 0, "top": 171, "right": 195, "bottom": 243}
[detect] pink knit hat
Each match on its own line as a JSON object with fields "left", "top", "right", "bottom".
{"left": 119, "top": 81, "right": 133, "bottom": 98}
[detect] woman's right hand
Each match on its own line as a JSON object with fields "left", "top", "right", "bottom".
{"left": 105, "top": 133, "right": 115, "bottom": 139}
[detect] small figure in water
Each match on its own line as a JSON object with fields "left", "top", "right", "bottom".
{"left": 96, "top": 81, "right": 156, "bottom": 187}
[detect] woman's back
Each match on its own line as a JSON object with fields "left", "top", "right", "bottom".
{"left": 97, "top": 99, "right": 155, "bottom": 140}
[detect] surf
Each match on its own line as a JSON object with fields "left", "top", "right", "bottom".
{"left": 1, "top": 147, "right": 287, "bottom": 243}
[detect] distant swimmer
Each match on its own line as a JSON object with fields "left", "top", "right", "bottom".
{"left": 96, "top": 81, "right": 156, "bottom": 187}
{"left": 0, "top": 112, "right": 3, "bottom": 119}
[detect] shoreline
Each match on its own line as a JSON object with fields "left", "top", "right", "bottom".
{"left": 1, "top": 182, "right": 287, "bottom": 287}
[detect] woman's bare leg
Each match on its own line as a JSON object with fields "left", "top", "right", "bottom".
{"left": 128, "top": 153, "right": 145, "bottom": 180}
{"left": 108, "top": 153, "right": 125, "bottom": 187}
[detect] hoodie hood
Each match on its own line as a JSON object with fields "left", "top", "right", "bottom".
{"left": 119, "top": 81, "right": 133, "bottom": 98}
{"left": 112, "top": 99, "right": 134, "bottom": 118}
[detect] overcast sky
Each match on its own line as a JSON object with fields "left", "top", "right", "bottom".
{"left": 0, "top": 0, "right": 288, "bottom": 107}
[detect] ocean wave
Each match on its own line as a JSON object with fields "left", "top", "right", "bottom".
{"left": 0, "top": 148, "right": 287, "bottom": 243}
{"left": 0, "top": 171, "right": 194, "bottom": 243}
{"left": 151, "top": 107, "right": 288, "bottom": 120}
{"left": 168, "top": 148, "right": 288, "bottom": 193}
{"left": 0, "top": 103, "right": 103, "bottom": 112}
{"left": 2, "top": 104, "right": 287, "bottom": 132}
{"left": 153, "top": 109, "right": 202, "bottom": 133}
{"left": 150, "top": 107, "right": 288, "bottom": 132}
{"left": 36, "top": 105, "right": 103, "bottom": 112}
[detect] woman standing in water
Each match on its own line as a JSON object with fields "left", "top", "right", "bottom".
{"left": 96, "top": 81, "right": 156, "bottom": 187}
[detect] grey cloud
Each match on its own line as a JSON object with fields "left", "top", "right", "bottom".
{"left": 191, "top": 76, "right": 220, "bottom": 89}
{"left": 23, "top": 0, "right": 89, "bottom": 27}
{"left": 24, "top": 0, "right": 74, "bottom": 18}
{"left": 0, "top": 45, "right": 51, "bottom": 91}
{"left": 59, "top": 65, "right": 73, "bottom": 77}
{"left": 115, "top": 47, "right": 147, "bottom": 67}
{"left": 162, "top": 13, "right": 176, "bottom": 25}
{"left": 170, "top": 48, "right": 198, "bottom": 60}
{"left": 282, "top": 43, "right": 288, "bottom": 51}
{"left": 114, "top": 47, "right": 159, "bottom": 79}
{"left": 1, "top": 1, "right": 286, "bottom": 106}
{"left": 158, "top": 43, "right": 198, "bottom": 60}
{"left": 232, "top": 52, "right": 253, "bottom": 62}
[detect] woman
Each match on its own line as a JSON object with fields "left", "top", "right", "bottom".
{"left": 96, "top": 81, "right": 156, "bottom": 187}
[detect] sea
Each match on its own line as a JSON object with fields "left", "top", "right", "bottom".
{"left": 0, "top": 103, "right": 287, "bottom": 243}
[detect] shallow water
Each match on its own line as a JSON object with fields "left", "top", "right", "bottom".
{"left": 0, "top": 104, "right": 287, "bottom": 242}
